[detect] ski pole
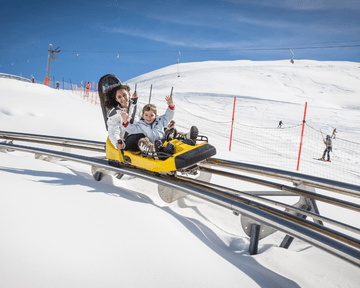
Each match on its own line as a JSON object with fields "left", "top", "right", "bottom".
{"left": 148, "top": 84, "right": 152, "bottom": 104}
{"left": 170, "top": 87, "right": 173, "bottom": 98}
{"left": 133, "top": 84, "right": 138, "bottom": 104}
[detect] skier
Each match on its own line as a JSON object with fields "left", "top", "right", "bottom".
{"left": 321, "top": 135, "right": 332, "bottom": 162}
{"left": 331, "top": 128, "right": 337, "bottom": 139}
{"left": 277, "top": 120, "right": 283, "bottom": 128}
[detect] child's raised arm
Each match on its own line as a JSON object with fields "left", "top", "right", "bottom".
{"left": 165, "top": 95, "right": 174, "bottom": 108}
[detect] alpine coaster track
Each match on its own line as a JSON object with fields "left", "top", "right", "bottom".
{"left": 1, "top": 130, "right": 360, "bottom": 268}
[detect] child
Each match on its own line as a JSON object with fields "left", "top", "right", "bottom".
{"left": 120, "top": 96, "right": 198, "bottom": 158}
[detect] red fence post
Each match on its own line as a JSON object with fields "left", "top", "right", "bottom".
{"left": 229, "top": 97, "right": 236, "bottom": 151}
{"left": 44, "top": 76, "right": 50, "bottom": 86}
{"left": 91, "top": 81, "right": 95, "bottom": 103}
{"left": 95, "top": 83, "right": 98, "bottom": 105}
{"left": 296, "top": 102, "right": 308, "bottom": 171}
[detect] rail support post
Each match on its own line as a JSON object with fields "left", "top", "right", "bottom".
{"left": 280, "top": 181, "right": 323, "bottom": 249}
{"left": 249, "top": 224, "right": 261, "bottom": 255}
{"left": 0, "top": 140, "right": 14, "bottom": 152}
{"left": 241, "top": 215, "right": 277, "bottom": 255}
{"left": 279, "top": 204, "right": 309, "bottom": 249}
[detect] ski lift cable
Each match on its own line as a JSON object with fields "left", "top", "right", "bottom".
{"left": 1, "top": 42, "right": 360, "bottom": 67}
{"left": 59, "top": 44, "right": 360, "bottom": 55}
{"left": 0, "top": 54, "right": 45, "bottom": 66}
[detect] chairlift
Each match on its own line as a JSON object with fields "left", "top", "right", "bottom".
{"left": 289, "top": 48, "right": 294, "bottom": 64}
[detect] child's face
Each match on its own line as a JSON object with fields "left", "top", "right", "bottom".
{"left": 143, "top": 110, "right": 157, "bottom": 125}
{"left": 115, "top": 89, "right": 130, "bottom": 108}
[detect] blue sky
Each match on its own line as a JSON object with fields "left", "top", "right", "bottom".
{"left": 1, "top": 0, "right": 359, "bottom": 86}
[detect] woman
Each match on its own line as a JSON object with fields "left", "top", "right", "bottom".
{"left": 104, "top": 84, "right": 144, "bottom": 151}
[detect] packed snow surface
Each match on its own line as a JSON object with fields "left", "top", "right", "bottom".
{"left": 1, "top": 60, "right": 360, "bottom": 287}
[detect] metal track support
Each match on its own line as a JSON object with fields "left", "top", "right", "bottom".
{"left": 280, "top": 182, "right": 322, "bottom": 249}
{"left": 249, "top": 224, "right": 261, "bottom": 255}
{"left": 280, "top": 204, "right": 309, "bottom": 249}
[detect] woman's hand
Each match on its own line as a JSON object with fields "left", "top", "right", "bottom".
{"left": 120, "top": 109, "right": 129, "bottom": 123}
{"left": 116, "top": 142, "right": 125, "bottom": 150}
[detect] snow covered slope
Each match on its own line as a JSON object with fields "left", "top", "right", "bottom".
{"left": 1, "top": 60, "right": 360, "bottom": 287}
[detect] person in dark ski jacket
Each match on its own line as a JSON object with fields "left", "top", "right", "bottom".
{"left": 321, "top": 135, "right": 332, "bottom": 161}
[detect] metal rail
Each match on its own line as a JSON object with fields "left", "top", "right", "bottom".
{"left": 1, "top": 141, "right": 360, "bottom": 268}
{"left": 2, "top": 131, "right": 359, "bottom": 196}
{"left": 0, "top": 130, "right": 105, "bottom": 151}
{"left": 2, "top": 131, "right": 359, "bottom": 224}
{"left": 205, "top": 158, "right": 360, "bottom": 198}
{"left": 0, "top": 73, "right": 32, "bottom": 83}
{"left": 179, "top": 175, "right": 360, "bottom": 236}
{"left": 200, "top": 167, "right": 360, "bottom": 212}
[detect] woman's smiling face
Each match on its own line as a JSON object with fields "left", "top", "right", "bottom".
{"left": 115, "top": 89, "right": 130, "bottom": 108}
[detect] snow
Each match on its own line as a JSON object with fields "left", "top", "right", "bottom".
{"left": 1, "top": 60, "right": 360, "bottom": 287}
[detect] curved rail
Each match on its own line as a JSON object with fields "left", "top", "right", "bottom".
{"left": 199, "top": 167, "right": 360, "bottom": 212}
{"left": 205, "top": 158, "right": 360, "bottom": 198}
{"left": 0, "top": 130, "right": 105, "bottom": 151}
{"left": 0, "top": 73, "right": 32, "bottom": 83}
{"left": 1, "top": 141, "right": 360, "bottom": 268}
{"left": 2, "top": 130, "right": 359, "bottom": 195}
{"left": 179, "top": 174, "right": 360, "bottom": 236}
